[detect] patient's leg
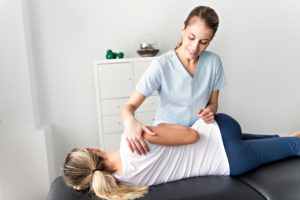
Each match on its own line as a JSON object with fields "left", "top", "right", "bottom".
{"left": 215, "top": 113, "right": 300, "bottom": 176}
{"left": 242, "top": 133, "right": 279, "bottom": 140}
{"left": 242, "top": 132, "right": 300, "bottom": 139}
{"left": 227, "top": 137, "right": 300, "bottom": 176}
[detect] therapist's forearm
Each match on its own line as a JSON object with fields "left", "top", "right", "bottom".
{"left": 205, "top": 102, "right": 218, "bottom": 114}
{"left": 121, "top": 104, "right": 136, "bottom": 121}
{"left": 205, "top": 90, "right": 219, "bottom": 115}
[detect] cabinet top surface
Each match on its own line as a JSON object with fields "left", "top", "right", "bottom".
{"left": 94, "top": 56, "right": 156, "bottom": 64}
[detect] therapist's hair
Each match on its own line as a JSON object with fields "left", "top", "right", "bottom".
{"left": 174, "top": 6, "right": 219, "bottom": 49}
{"left": 62, "top": 148, "right": 148, "bottom": 200}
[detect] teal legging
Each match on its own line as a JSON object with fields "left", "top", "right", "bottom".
{"left": 215, "top": 113, "right": 300, "bottom": 176}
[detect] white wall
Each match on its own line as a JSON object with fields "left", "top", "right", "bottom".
{"left": 0, "top": 0, "right": 50, "bottom": 199}
{"left": 0, "top": 128, "right": 50, "bottom": 200}
{"left": 212, "top": 1, "right": 300, "bottom": 133}
{"left": 1, "top": 0, "right": 300, "bottom": 198}
{"left": 0, "top": 0, "right": 37, "bottom": 131}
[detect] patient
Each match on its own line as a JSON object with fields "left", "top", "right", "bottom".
{"left": 62, "top": 113, "right": 300, "bottom": 200}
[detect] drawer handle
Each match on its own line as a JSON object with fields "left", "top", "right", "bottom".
{"left": 118, "top": 121, "right": 121, "bottom": 125}
{"left": 117, "top": 105, "right": 120, "bottom": 108}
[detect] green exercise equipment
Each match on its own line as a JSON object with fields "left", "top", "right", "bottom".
{"left": 106, "top": 49, "right": 124, "bottom": 59}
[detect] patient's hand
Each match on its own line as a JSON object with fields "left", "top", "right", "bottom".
{"left": 73, "top": 184, "right": 90, "bottom": 190}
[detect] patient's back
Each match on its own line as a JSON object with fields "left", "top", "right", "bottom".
{"left": 113, "top": 118, "right": 230, "bottom": 186}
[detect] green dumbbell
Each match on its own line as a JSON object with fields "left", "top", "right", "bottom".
{"left": 106, "top": 50, "right": 124, "bottom": 59}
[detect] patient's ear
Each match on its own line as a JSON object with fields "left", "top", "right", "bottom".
{"left": 88, "top": 148, "right": 101, "bottom": 153}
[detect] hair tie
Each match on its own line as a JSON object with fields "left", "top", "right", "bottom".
{"left": 92, "top": 169, "right": 102, "bottom": 174}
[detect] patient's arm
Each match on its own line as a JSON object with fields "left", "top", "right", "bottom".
{"left": 143, "top": 123, "right": 199, "bottom": 146}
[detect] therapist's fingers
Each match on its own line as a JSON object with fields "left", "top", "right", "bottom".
{"left": 204, "top": 118, "right": 215, "bottom": 124}
{"left": 203, "top": 115, "right": 215, "bottom": 124}
{"left": 199, "top": 109, "right": 210, "bottom": 118}
{"left": 139, "top": 132, "right": 150, "bottom": 153}
{"left": 140, "top": 139, "right": 149, "bottom": 153}
{"left": 133, "top": 138, "right": 145, "bottom": 155}
{"left": 130, "top": 138, "right": 142, "bottom": 155}
{"left": 131, "top": 140, "right": 142, "bottom": 155}
{"left": 142, "top": 126, "right": 156, "bottom": 136}
{"left": 199, "top": 109, "right": 208, "bottom": 117}
{"left": 141, "top": 126, "right": 155, "bottom": 153}
{"left": 201, "top": 111, "right": 213, "bottom": 119}
{"left": 126, "top": 138, "right": 134, "bottom": 153}
{"left": 197, "top": 109, "right": 204, "bottom": 115}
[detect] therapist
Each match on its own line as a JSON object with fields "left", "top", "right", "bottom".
{"left": 121, "top": 5, "right": 227, "bottom": 155}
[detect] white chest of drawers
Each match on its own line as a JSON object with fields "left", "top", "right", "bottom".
{"left": 94, "top": 57, "right": 159, "bottom": 151}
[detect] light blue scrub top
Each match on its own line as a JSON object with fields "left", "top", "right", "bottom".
{"left": 136, "top": 50, "right": 227, "bottom": 127}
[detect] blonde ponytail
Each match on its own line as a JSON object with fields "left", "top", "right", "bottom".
{"left": 173, "top": 37, "right": 183, "bottom": 50}
{"left": 63, "top": 148, "right": 148, "bottom": 200}
{"left": 92, "top": 171, "right": 148, "bottom": 200}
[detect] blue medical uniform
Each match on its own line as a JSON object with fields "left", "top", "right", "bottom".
{"left": 136, "top": 50, "right": 227, "bottom": 126}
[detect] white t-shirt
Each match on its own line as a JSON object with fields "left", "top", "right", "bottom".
{"left": 113, "top": 118, "right": 230, "bottom": 186}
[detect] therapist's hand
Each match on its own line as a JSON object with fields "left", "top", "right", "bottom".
{"left": 197, "top": 108, "right": 215, "bottom": 124}
{"left": 123, "top": 118, "right": 156, "bottom": 155}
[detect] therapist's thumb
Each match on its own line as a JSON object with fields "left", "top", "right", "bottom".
{"left": 142, "top": 126, "right": 156, "bottom": 136}
{"left": 197, "top": 109, "right": 204, "bottom": 114}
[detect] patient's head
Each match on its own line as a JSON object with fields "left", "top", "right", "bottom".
{"left": 62, "top": 148, "right": 148, "bottom": 200}
{"left": 62, "top": 148, "right": 105, "bottom": 187}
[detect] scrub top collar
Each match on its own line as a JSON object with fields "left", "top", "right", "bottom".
{"left": 172, "top": 50, "right": 202, "bottom": 81}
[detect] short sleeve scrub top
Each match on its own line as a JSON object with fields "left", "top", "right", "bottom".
{"left": 135, "top": 50, "right": 227, "bottom": 127}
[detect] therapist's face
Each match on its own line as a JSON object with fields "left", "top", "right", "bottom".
{"left": 180, "top": 17, "right": 214, "bottom": 59}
